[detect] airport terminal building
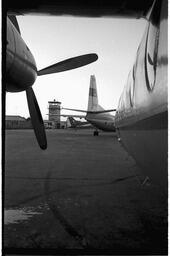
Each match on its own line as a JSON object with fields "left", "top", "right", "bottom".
{"left": 6, "top": 100, "right": 66, "bottom": 129}
{"left": 44, "top": 120, "right": 66, "bottom": 129}
{"left": 6, "top": 115, "right": 66, "bottom": 129}
{"left": 5, "top": 116, "right": 32, "bottom": 129}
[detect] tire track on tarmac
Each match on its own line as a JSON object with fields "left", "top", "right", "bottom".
{"left": 43, "top": 171, "right": 87, "bottom": 248}
{"left": 5, "top": 175, "right": 136, "bottom": 208}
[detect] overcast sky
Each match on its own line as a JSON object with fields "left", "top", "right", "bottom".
{"left": 6, "top": 16, "right": 147, "bottom": 120}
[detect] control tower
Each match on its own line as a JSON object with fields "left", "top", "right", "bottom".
{"left": 48, "top": 99, "right": 61, "bottom": 129}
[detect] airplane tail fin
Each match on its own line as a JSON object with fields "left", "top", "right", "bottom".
{"left": 87, "top": 75, "right": 105, "bottom": 112}
{"left": 87, "top": 75, "right": 99, "bottom": 111}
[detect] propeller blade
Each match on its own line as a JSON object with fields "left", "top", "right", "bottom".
{"left": 37, "top": 53, "right": 98, "bottom": 76}
{"left": 26, "top": 87, "right": 47, "bottom": 150}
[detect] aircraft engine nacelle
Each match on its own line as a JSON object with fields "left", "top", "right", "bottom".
{"left": 6, "top": 17, "right": 37, "bottom": 92}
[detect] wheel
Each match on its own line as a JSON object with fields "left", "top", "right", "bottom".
{"left": 93, "top": 130, "right": 99, "bottom": 136}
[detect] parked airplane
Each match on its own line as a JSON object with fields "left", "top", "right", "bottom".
{"left": 63, "top": 75, "right": 116, "bottom": 135}
{"left": 6, "top": 15, "right": 98, "bottom": 149}
{"left": 66, "top": 117, "right": 92, "bottom": 129}
{"left": 114, "top": 0, "right": 168, "bottom": 186}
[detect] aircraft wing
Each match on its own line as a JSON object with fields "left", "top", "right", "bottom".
{"left": 47, "top": 113, "right": 86, "bottom": 118}
{"left": 62, "top": 107, "right": 116, "bottom": 114}
{"left": 62, "top": 107, "right": 88, "bottom": 113}
{"left": 7, "top": 0, "right": 153, "bottom": 18}
{"left": 88, "top": 109, "right": 116, "bottom": 114}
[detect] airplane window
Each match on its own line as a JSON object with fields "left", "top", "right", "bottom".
{"left": 132, "top": 64, "right": 135, "bottom": 81}
{"left": 129, "top": 84, "right": 134, "bottom": 107}
{"left": 133, "top": 47, "right": 139, "bottom": 81}
{"left": 127, "top": 70, "right": 134, "bottom": 107}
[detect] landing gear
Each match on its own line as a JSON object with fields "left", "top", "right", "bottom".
{"left": 93, "top": 130, "right": 99, "bottom": 136}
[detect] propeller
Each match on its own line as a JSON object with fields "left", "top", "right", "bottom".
{"left": 25, "top": 53, "right": 98, "bottom": 150}
{"left": 26, "top": 87, "right": 47, "bottom": 150}
{"left": 8, "top": 16, "right": 99, "bottom": 150}
{"left": 37, "top": 53, "right": 98, "bottom": 76}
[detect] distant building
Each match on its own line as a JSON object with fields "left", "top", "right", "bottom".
{"left": 44, "top": 120, "right": 66, "bottom": 129}
{"left": 48, "top": 99, "right": 61, "bottom": 129}
{"left": 5, "top": 115, "right": 32, "bottom": 129}
{"left": 43, "top": 120, "right": 54, "bottom": 129}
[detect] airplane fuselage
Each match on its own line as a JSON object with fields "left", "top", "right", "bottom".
{"left": 115, "top": 0, "right": 167, "bottom": 185}
{"left": 6, "top": 17, "right": 37, "bottom": 92}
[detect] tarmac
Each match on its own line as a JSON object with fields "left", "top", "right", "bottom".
{"left": 4, "top": 129, "right": 168, "bottom": 254}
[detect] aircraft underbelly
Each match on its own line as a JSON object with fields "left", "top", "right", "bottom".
{"left": 117, "top": 110, "right": 168, "bottom": 186}
{"left": 88, "top": 119, "right": 115, "bottom": 131}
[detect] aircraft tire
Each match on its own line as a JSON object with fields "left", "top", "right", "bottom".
{"left": 93, "top": 131, "right": 99, "bottom": 136}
